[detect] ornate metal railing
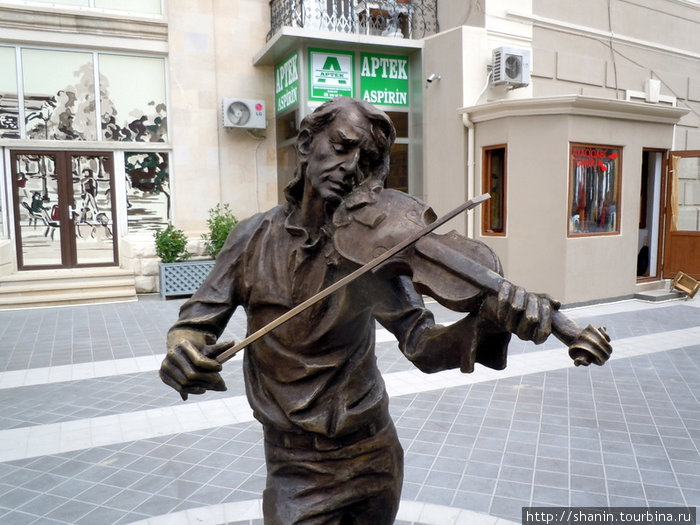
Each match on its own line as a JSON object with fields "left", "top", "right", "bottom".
{"left": 267, "top": 0, "right": 439, "bottom": 41}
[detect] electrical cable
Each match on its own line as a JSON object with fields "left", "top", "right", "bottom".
{"left": 474, "top": 70, "right": 493, "bottom": 105}
{"left": 552, "top": 26, "right": 700, "bottom": 121}
{"left": 247, "top": 130, "right": 267, "bottom": 213}
{"left": 607, "top": 0, "right": 620, "bottom": 99}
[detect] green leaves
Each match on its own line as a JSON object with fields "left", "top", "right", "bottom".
{"left": 154, "top": 224, "right": 191, "bottom": 263}
{"left": 202, "top": 203, "right": 238, "bottom": 259}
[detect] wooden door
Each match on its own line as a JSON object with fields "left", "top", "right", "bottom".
{"left": 662, "top": 151, "right": 700, "bottom": 279}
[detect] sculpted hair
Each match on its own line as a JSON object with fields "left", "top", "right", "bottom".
{"left": 283, "top": 97, "right": 396, "bottom": 207}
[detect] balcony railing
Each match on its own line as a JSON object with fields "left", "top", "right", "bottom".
{"left": 267, "top": 0, "right": 439, "bottom": 41}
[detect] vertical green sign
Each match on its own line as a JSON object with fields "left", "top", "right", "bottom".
{"left": 275, "top": 52, "right": 299, "bottom": 114}
{"left": 309, "top": 48, "right": 354, "bottom": 101}
{"left": 360, "top": 52, "right": 409, "bottom": 106}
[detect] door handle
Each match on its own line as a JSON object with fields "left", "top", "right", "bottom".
{"left": 67, "top": 205, "right": 80, "bottom": 220}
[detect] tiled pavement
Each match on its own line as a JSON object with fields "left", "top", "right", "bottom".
{"left": 0, "top": 293, "right": 698, "bottom": 524}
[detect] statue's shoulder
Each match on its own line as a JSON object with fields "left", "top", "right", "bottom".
{"left": 332, "top": 185, "right": 436, "bottom": 265}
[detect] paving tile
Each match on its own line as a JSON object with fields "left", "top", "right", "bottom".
{"left": 16, "top": 491, "right": 69, "bottom": 517}
{"left": 45, "top": 499, "right": 98, "bottom": 523}
{"left": 490, "top": 495, "right": 528, "bottom": 521}
{"left": 532, "top": 484, "right": 569, "bottom": 505}
{"left": 0, "top": 297, "right": 699, "bottom": 525}
{"left": 494, "top": 479, "right": 530, "bottom": 500}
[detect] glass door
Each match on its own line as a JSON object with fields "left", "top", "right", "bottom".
{"left": 11, "top": 150, "right": 118, "bottom": 269}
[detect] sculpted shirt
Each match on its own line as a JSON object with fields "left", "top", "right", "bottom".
{"left": 168, "top": 203, "right": 511, "bottom": 439}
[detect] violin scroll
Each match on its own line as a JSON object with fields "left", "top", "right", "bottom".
{"left": 566, "top": 323, "right": 611, "bottom": 366}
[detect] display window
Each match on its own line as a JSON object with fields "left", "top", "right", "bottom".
{"left": 22, "top": 48, "right": 96, "bottom": 141}
{"left": 99, "top": 54, "right": 167, "bottom": 142}
{"left": 568, "top": 143, "right": 622, "bottom": 236}
{"left": 482, "top": 145, "right": 507, "bottom": 235}
{"left": 22, "top": 0, "right": 162, "bottom": 14}
{"left": 124, "top": 152, "right": 170, "bottom": 231}
{"left": 0, "top": 46, "right": 19, "bottom": 139}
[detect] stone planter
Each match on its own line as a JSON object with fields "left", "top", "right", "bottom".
{"left": 159, "top": 260, "right": 215, "bottom": 299}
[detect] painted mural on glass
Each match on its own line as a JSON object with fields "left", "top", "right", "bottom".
{"left": 14, "top": 154, "right": 62, "bottom": 266}
{"left": 20, "top": 49, "right": 167, "bottom": 142}
{"left": 23, "top": 49, "right": 97, "bottom": 141}
{"left": 99, "top": 55, "right": 167, "bottom": 142}
{"left": 13, "top": 153, "right": 116, "bottom": 267}
{"left": 125, "top": 152, "right": 170, "bottom": 231}
{"left": 0, "top": 46, "right": 20, "bottom": 139}
{"left": 71, "top": 154, "right": 116, "bottom": 264}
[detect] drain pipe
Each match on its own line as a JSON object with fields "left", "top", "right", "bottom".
{"left": 462, "top": 70, "right": 492, "bottom": 238}
{"left": 462, "top": 111, "right": 476, "bottom": 239}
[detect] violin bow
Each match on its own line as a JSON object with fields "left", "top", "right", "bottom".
{"left": 203, "top": 193, "right": 492, "bottom": 365}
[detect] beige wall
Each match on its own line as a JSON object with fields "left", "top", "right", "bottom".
{"left": 423, "top": 26, "right": 489, "bottom": 234}
{"left": 167, "top": 0, "right": 277, "bottom": 234}
{"left": 530, "top": 0, "right": 700, "bottom": 149}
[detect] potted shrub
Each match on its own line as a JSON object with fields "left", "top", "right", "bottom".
{"left": 155, "top": 223, "right": 214, "bottom": 299}
{"left": 154, "top": 224, "right": 190, "bottom": 264}
{"left": 201, "top": 203, "right": 238, "bottom": 259}
{"left": 155, "top": 205, "right": 238, "bottom": 298}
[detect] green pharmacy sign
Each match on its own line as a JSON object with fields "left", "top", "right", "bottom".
{"left": 360, "top": 52, "right": 409, "bottom": 107}
{"left": 309, "top": 48, "right": 354, "bottom": 101}
{"left": 275, "top": 52, "right": 299, "bottom": 114}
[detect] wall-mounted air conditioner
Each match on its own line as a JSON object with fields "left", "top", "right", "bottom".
{"left": 222, "top": 98, "right": 266, "bottom": 129}
{"left": 491, "top": 46, "right": 531, "bottom": 88}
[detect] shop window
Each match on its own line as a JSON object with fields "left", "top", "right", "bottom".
{"left": 27, "top": 0, "right": 89, "bottom": 6}
{"left": 99, "top": 54, "right": 167, "bottom": 142}
{"left": 276, "top": 110, "right": 298, "bottom": 204}
{"left": 22, "top": 48, "right": 96, "bottom": 141}
{"left": 276, "top": 110, "right": 298, "bottom": 142}
{"left": 568, "top": 143, "right": 621, "bottom": 236}
{"left": 387, "top": 144, "right": 408, "bottom": 192}
{"left": 94, "top": 0, "right": 161, "bottom": 14}
{"left": 387, "top": 111, "right": 408, "bottom": 138}
{"left": 482, "top": 145, "right": 506, "bottom": 235}
{"left": 124, "top": 152, "right": 170, "bottom": 231}
{"left": 385, "top": 111, "right": 408, "bottom": 192}
{"left": 277, "top": 145, "right": 298, "bottom": 204}
{"left": 23, "top": 0, "right": 162, "bottom": 14}
{"left": 0, "top": 46, "right": 19, "bottom": 139}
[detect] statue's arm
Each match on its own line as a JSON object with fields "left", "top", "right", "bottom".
{"left": 372, "top": 275, "right": 511, "bottom": 374}
{"left": 160, "top": 213, "right": 264, "bottom": 397}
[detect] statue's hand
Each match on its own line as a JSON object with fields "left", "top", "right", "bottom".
{"left": 159, "top": 339, "right": 228, "bottom": 399}
{"left": 482, "top": 280, "right": 560, "bottom": 344}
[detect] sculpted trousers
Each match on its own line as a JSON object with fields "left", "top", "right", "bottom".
{"left": 262, "top": 421, "right": 404, "bottom": 525}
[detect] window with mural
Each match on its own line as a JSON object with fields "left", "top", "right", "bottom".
{"left": 22, "top": 48, "right": 97, "bottom": 141}
{"left": 22, "top": 0, "right": 162, "bottom": 14}
{"left": 482, "top": 145, "right": 507, "bottom": 235}
{"left": 124, "top": 152, "right": 170, "bottom": 231}
{"left": 99, "top": 54, "right": 167, "bottom": 142}
{"left": 2, "top": 46, "right": 167, "bottom": 143}
{"left": 0, "top": 46, "right": 19, "bottom": 139}
{"left": 569, "top": 143, "right": 621, "bottom": 236}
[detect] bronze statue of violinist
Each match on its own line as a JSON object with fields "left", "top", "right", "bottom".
{"left": 159, "top": 97, "right": 611, "bottom": 525}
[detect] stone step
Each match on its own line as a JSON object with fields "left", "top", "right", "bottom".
{"left": 0, "top": 268, "right": 137, "bottom": 310}
{"left": 634, "top": 288, "right": 684, "bottom": 302}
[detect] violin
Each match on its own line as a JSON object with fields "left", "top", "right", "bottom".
{"left": 332, "top": 186, "right": 612, "bottom": 367}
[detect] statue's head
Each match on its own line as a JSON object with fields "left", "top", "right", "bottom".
{"left": 284, "top": 97, "right": 396, "bottom": 208}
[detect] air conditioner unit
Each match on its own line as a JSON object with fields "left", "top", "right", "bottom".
{"left": 491, "top": 46, "right": 531, "bottom": 87}
{"left": 222, "top": 98, "right": 266, "bottom": 129}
